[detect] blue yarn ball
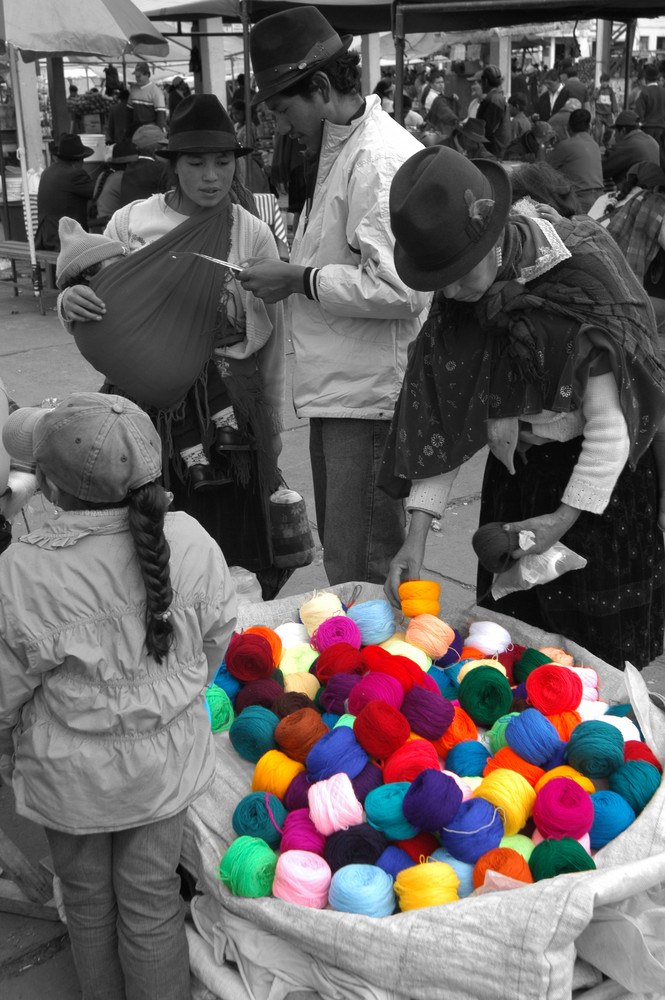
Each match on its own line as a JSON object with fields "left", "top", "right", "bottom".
{"left": 232, "top": 791, "right": 288, "bottom": 847}
{"left": 228, "top": 705, "right": 279, "bottom": 762}
{"left": 321, "top": 711, "right": 341, "bottom": 729}
{"left": 589, "top": 791, "right": 636, "bottom": 849}
{"left": 430, "top": 847, "right": 475, "bottom": 898}
{"left": 565, "top": 720, "right": 625, "bottom": 778}
{"left": 444, "top": 739, "right": 491, "bottom": 777}
{"left": 305, "top": 724, "right": 368, "bottom": 782}
{"left": 328, "top": 863, "right": 396, "bottom": 917}
{"left": 608, "top": 760, "right": 661, "bottom": 814}
{"left": 402, "top": 768, "right": 463, "bottom": 831}
{"left": 543, "top": 742, "right": 568, "bottom": 770}
{"left": 443, "top": 660, "right": 466, "bottom": 687}
{"left": 511, "top": 682, "right": 528, "bottom": 700}
{"left": 365, "top": 783, "right": 417, "bottom": 840}
{"left": 435, "top": 628, "right": 464, "bottom": 667}
{"left": 375, "top": 846, "right": 416, "bottom": 881}
{"left": 505, "top": 708, "right": 562, "bottom": 766}
{"left": 440, "top": 797, "right": 504, "bottom": 864}
{"left": 427, "top": 665, "right": 459, "bottom": 700}
{"left": 345, "top": 599, "right": 396, "bottom": 646}
{"left": 211, "top": 660, "right": 242, "bottom": 701}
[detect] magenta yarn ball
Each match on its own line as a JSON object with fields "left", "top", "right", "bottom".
{"left": 533, "top": 776, "right": 594, "bottom": 840}
{"left": 311, "top": 616, "right": 362, "bottom": 652}
{"left": 280, "top": 807, "right": 327, "bottom": 856}
{"left": 346, "top": 672, "right": 405, "bottom": 715}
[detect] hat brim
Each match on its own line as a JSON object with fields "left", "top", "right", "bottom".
{"left": 456, "top": 127, "right": 490, "bottom": 144}
{"left": 2, "top": 407, "right": 49, "bottom": 466}
{"left": 393, "top": 158, "right": 512, "bottom": 292}
{"left": 59, "top": 148, "right": 94, "bottom": 159}
{"left": 110, "top": 155, "right": 139, "bottom": 164}
{"left": 155, "top": 142, "right": 252, "bottom": 159}
{"left": 251, "top": 33, "right": 353, "bottom": 106}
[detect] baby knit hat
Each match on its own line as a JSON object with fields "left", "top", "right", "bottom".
{"left": 56, "top": 217, "right": 128, "bottom": 289}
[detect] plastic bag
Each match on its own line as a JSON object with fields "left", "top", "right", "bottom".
{"left": 228, "top": 565, "right": 263, "bottom": 606}
{"left": 491, "top": 541, "right": 587, "bottom": 600}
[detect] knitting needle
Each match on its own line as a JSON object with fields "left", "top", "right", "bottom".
{"left": 170, "top": 251, "right": 244, "bottom": 274}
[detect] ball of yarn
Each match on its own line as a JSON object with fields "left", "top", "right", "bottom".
{"left": 376, "top": 846, "right": 416, "bottom": 881}
{"left": 483, "top": 746, "right": 545, "bottom": 788}
{"left": 400, "top": 685, "right": 455, "bottom": 741}
{"left": 365, "top": 782, "right": 417, "bottom": 840}
{"left": 487, "top": 713, "right": 520, "bottom": 754}
{"left": 576, "top": 699, "right": 611, "bottom": 722}
{"left": 362, "top": 647, "right": 420, "bottom": 691}
{"left": 346, "top": 600, "right": 396, "bottom": 646}
{"left": 546, "top": 710, "right": 582, "bottom": 741}
{"left": 333, "top": 712, "right": 356, "bottom": 729}
{"left": 624, "top": 740, "right": 663, "bottom": 773}
{"left": 445, "top": 740, "right": 491, "bottom": 778}
{"left": 526, "top": 664, "right": 583, "bottom": 715}
{"left": 350, "top": 761, "right": 384, "bottom": 804}
{"left": 234, "top": 677, "right": 284, "bottom": 714}
{"left": 539, "top": 647, "right": 573, "bottom": 667}
{"left": 329, "top": 863, "right": 396, "bottom": 917}
{"left": 589, "top": 790, "right": 636, "bottom": 849}
{"left": 402, "top": 768, "right": 463, "bottom": 832}
{"left": 529, "top": 837, "right": 596, "bottom": 881}
{"left": 513, "top": 648, "right": 555, "bottom": 684}
{"left": 252, "top": 749, "right": 306, "bottom": 800}
{"left": 308, "top": 772, "right": 364, "bottom": 836}
{"left": 323, "top": 822, "right": 388, "bottom": 874}
{"left": 394, "top": 860, "right": 459, "bottom": 910}
{"left": 347, "top": 672, "right": 405, "bottom": 715}
{"left": 562, "top": 663, "right": 599, "bottom": 702}
{"left": 211, "top": 662, "right": 242, "bottom": 702}
{"left": 500, "top": 833, "right": 535, "bottom": 862}
{"left": 305, "top": 725, "right": 368, "bottom": 782}
{"left": 565, "top": 720, "right": 625, "bottom": 778}
{"left": 467, "top": 620, "right": 513, "bottom": 656}
{"left": 472, "top": 522, "right": 520, "bottom": 574}
{"left": 272, "top": 850, "right": 332, "bottom": 908}
{"left": 505, "top": 708, "right": 563, "bottom": 766}
{"left": 353, "top": 701, "right": 411, "bottom": 759}
{"left": 280, "top": 807, "right": 327, "bottom": 855}
{"left": 599, "top": 714, "right": 642, "bottom": 744}
{"left": 430, "top": 847, "right": 475, "bottom": 898}
{"left": 271, "top": 691, "right": 317, "bottom": 719}
{"left": 283, "top": 771, "right": 312, "bottom": 811}
{"left": 440, "top": 797, "right": 504, "bottom": 864}
{"left": 243, "top": 626, "right": 283, "bottom": 667}
{"left": 299, "top": 591, "right": 345, "bottom": 636}
{"left": 282, "top": 670, "right": 320, "bottom": 700}
{"left": 205, "top": 684, "right": 235, "bottom": 732}
{"left": 318, "top": 671, "right": 361, "bottom": 715}
{"left": 219, "top": 836, "right": 277, "bottom": 896}
{"left": 472, "top": 847, "right": 533, "bottom": 888}
{"left": 433, "top": 705, "right": 478, "bottom": 755}
{"left": 457, "top": 658, "right": 507, "bottom": 685}
{"left": 225, "top": 632, "right": 275, "bottom": 682}
{"left": 534, "top": 765, "right": 595, "bottom": 795}
{"left": 384, "top": 639, "right": 431, "bottom": 673}
{"left": 310, "top": 615, "right": 362, "bottom": 653}
{"left": 273, "top": 707, "right": 328, "bottom": 764}
{"left": 229, "top": 705, "right": 279, "bottom": 762}
{"left": 395, "top": 831, "right": 441, "bottom": 863}
{"left": 458, "top": 666, "right": 513, "bottom": 727}
{"left": 279, "top": 643, "right": 318, "bottom": 675}
{"left": 398, "top": 579, "right": 441, "bottom": 618}
{"left": 436, "top": 628, "right": 464, "bottom": 667}
{"left": 313, "top": 642, "right": 365, "bottom": 683}
{"left": 473, "top": 769, "right": 536, "bottom": 837}
{"left": 608, "top": 760, "right": 661, "bottom": 814}
{"left": 427, "top": 665, "right": 459, "bottom": 700}
{"left": 382, "top": 738, "right": 440, "bottom": 784}
{"left": 274, "top": 620, "right": 310, "bottom": 649}
{"left": 533, "top": 776, "right": 594, "bottom": 840}
{"left": 496, "top": 645, "right": 523, "bottom": 686}
{"left": 405, "top": 614, "right": 454, "bottom": 659}
{"left": 232, "top": 791, "right": 287, "bottom": 847}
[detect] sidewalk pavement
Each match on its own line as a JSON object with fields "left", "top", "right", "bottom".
{"left": 1, "top": 267, "right": 664, "bottom": 995}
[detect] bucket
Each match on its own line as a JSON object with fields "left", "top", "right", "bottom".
{"left": 269, "top": 487, "right": 316, "bottom": 569}
{"left": 82, "top": 133, "right": 106, "bottom": 161}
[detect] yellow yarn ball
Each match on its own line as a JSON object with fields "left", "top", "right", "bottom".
{"left": 299, "top": 591, "right": 345, "bottom": 637}
{"left": 283, "top": 671, "right": 321, "bottom": 700}
{"left": 534, "top": 765, "right": 595, "bottom": 795}
{"left": 457, "top": 658, "right": 507, "bottom": 684}
{"left": 279, "top": 643, "right": 318, "bottom": 675}
{"left": 472, "top": 768, "right": 536, "bottom": 837}
{"left": 383, "top": 638, "right": 432, "bottom": 672}
{"left": 252, "top": 749, "right": 306, "bottom": 800}
{"left": 394, "top": 860, "right": 459, "bottom": 910}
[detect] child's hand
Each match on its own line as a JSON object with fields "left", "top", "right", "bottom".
{"left": 61, "top": 284, "right": 106, "bottom": 322}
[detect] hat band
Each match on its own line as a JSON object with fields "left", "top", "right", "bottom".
{"left": 167, "top": 129, "right": 240, "bottom": 151}
{"left": 267, "top": 37, "right": 343, "bottom": 77}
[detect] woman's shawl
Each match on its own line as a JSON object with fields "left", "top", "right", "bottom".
{"left": 72, "top": 200, "right": 233, "bottom": 410}
{"left": 379, "top": 214, "right": 665, "bottom": 498}
{"left": 605, "top": 189, "right": 665, "bottom": 283}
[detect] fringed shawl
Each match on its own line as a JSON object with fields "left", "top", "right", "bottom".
{"left": 605, "top": 189, "right": 665, "bottom": 283}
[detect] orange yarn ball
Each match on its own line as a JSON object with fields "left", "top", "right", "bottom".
{"left": 460, "top": 646, "right": 486, "bottom": 661}
{"left": 405, "top": 614, "right": 454, "bottom": 659}
{"left": 252, "top": 749, "right": 306, "bottom": 800}
{"left": 398, "top": 579, "right": 440, "bottom": 618}
{"left": 244, "top": 626, "right": 283, "bottom": 667}
{"left": 539, "top": 647, "right": 574, "bottom": 667}
{"left": 483, "top": 746, "right": 545, "bottom": 788}
{"left": 472, "top": 847, "right": 534, "bottom": 889}
{"left": 546, "top": 710, "right": 582, "bottom": 741}
{"left": 432, "top": 705, "right": 478, "bottom": 755}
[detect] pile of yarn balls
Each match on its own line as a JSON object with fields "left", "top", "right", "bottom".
{"left": 207, "top": 584, "right": 663, "bottom": 917}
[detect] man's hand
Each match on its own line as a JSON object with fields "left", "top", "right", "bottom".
{"left": 239, "top": 259, "right": 306, "bottom": 303}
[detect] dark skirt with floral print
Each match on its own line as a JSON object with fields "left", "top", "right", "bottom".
{"left": 477, "top": 437, "right": 665, "bottom": 669}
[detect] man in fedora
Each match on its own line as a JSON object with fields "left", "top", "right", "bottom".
{"left": 602, "top": 109, "right": 661, "bottom": 185}
{"left": 476, "top": 65, "right": 511, "bottom": 158}
{"left": 36, "top": 133, "right": 95, "bottom": 251}
{"left": 239, "top": 5, "right": 430, "bottom": 587}
{"left": 451, "top": 117, "right": 496, "bottom": 159}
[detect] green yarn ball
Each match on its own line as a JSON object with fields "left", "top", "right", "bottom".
{"left": 529, "top": 837, "right": 596, "bottom": 881}
{"left": 205, "top": 684, "right": 234, "bottom": 732}
{"left": 513, "top": 648, "right": 553, "bottom": 684}
{"left": 457, "top": 666, "right": 513, "bottom": 728}
{"left": 334, "top": 713, "right": 357, "bottom": 728}
{"left": 500, "top": 833, "right": 535, "bottom": 863}
{"left": 219, "top": 836, "right": 277, "bottom": 896}
{"left": 488, "top": 712, "right": 520, "bottom": 755}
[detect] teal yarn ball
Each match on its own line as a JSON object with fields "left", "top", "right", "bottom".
{"left": 431, "top": 847, "right": 475, "bottom": 898}
{"left": 232, "top": 791, "right": 288, "bottom": 847}
{"left": 219, "top": 836, "right": 277, "bottom": 896}
{"left": 444, "top": 739, "right": 491, "bottom": 777}
{"left": 589, "top": 791, "right": 636, "bottom": 849}
{"left": 529, "top": 837, "right": 596, "bottom": 881}
{"left": 428, "top": 665, "right": 459, "bottom": 700}
{"left": 229, "top": 705, "right": 279, "bottom": 762}
{"left": 346, "top": 599, "right": 396, "bottom": 646}
{"left": 365, "top": 782, "right": 418, "bottom": 840}
{"left": 457, "top": 666, "right": 513, "bottom": 727}
{"left": 328, "top": 863, "right": 397, "bottom": 917}
{"left": 564, "top": 719, "right": 625, "bottom": 778}
{"left": 205, "top": 683, "right": 235, "bottom": 732}
{"left": 608, "top": 760, "right": 661, "bottom": 814}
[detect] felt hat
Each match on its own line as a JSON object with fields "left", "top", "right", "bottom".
{"left": 56, "top": 217, "right": 128, "bottom": 289}
{"left": 249, "top": 5, "right": 353, "bottom": 106}
{"left": 455, "top": 118, "right": 490, "bottom": 144}
{"left": 2, "top": 392, "right": 162, "bottom": 503}
{"left": 612, "top": 109, "right": 641, "bottom": 128}
{"left": 155, "top": 94, "right": 251, "bottom": 158}
{"left": 109, "top": 139, "right": 139, "bottom": 164}
{"left": 55, "top": 133, "right": 93, "bottom": 160}
{"left": 390, "top": 145, "right": 511, "bottom": 291}
{"left": 481, "top": 64, "right": 502, "bottom": 88}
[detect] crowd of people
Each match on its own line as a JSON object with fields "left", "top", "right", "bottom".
{"left": 3, "top": 7, "right": 665, "bottom": 998}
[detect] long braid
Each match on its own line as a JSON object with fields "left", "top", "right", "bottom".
{"left": 127, "top": 482, "right": 174, "bottom": 663}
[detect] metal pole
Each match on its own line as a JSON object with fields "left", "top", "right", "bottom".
{"left": 624, "top": 18, "right": 636, "bottom": 110}
{"left": 241, "top": 0, "right": 253, "bottom": 144}
{"left": 8, "top": 43, "right": 40, "bottom": 306}
{"left": 393, "top": 5, "right": 405, "bottom": 126}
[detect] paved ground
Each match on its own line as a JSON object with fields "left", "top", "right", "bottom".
{"left": 0, "top": 263, "right": 664, "bottom": 997}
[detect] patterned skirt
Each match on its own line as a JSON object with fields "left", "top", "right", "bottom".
{"left": 477, "top": 437, "right": 665, "bottom": 669}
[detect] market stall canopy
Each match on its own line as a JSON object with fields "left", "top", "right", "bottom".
{"left": 0, "top": 0, "right": 170, "bottom": 62}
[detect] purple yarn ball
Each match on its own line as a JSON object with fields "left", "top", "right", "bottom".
{"left": 350, "top": 761, "right": 384, "bottom": 803}
{"left": 319, "top": 672, "right": 362, "bottom": 715}
{"left": 283, "top": 770, "right": 311, "bottom": 811}
{"left": 435, "top": 628, "right": 464, "bottom": 667}
{"left": 400, "top": 685, "right": 455, "bottom": 740}
{"left": 375, "top": 845, "right": 416, "bottom": 881}
{"left": 402, "top": 768, "right": 464, "bottom": 832}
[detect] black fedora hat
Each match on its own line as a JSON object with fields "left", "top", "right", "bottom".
{"left": 390, "top": 145, "right": 512, "bottom": 291}
{"left": 56, "top": 133, "right": 93, "bottom": 160}
{"left": 249, "top": 6, "right": 353, "bottom": 106}
{"left": 109, "top": 140, "right": 139, "bottom": 164}
{"left": 155, "top": 94, "right": 252, "bottom": 159}
{"left": 454, "top": 118, "right": 490, "bottom": 144}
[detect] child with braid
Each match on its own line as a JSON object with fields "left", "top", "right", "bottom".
{"left": 0, "top": 392, "right": 237, "bottom": 1000}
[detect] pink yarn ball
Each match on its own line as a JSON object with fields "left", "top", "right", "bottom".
{"left": 310, "top": 616, "right": 362, "bottom": 652}
{"left": 272, "top": 850, "right": 332, "bottom": 908}
{"left": 308, "top": 772, "right": 364, "bottom": 836}
{"left": 533, "top": 776, "right": 594, "bottom": 840}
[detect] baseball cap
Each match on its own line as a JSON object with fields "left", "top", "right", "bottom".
{"left": 612, "top": 110, "right": 640, "bottom": 128}
{"left": 2, "top": 393, "right": 162, "bottom": 503}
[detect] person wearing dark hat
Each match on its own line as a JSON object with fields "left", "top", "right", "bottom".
{"left": 635, "top": 63, "right": 665, "bottom": 157}
{"left": 535, "top": 68, "right": 571, "bottom": 122}
{"left": 128, "top": 60, "right": 166, "bottom": 135}
{"left": 451, "top": 116, "right": 496, "bottom": 159}
{"left": 420, "top": 97, "right": 458, "bottom": 146}
{"left": 546, "top": 108, "right": 604, "bottom": 212}
{"left": 239, "top": 5, "right": 430, "bottom": 588}
{"left": 602, "top": 109, "right": 661, "bottom": 185}
{"left": 381, "top": 145, "right": 665, "bottom": 670}
{"left": 57, "top": 95, "right": 287, "bottom": 594}
{"left": 35, "top": 133, "right": 95, "bottom": 251}
{"left": 105, "top": 87, "right": 133, "bottom": 145}
{"left": 476, "top": 64, "right": 511, "bottom": 158}
{"left": 168, "top": 74, "right": 190, "bottom": 116}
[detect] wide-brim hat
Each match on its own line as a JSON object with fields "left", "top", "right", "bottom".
{"left": 390, "top": 145, "right": 511, "bottom": 291}
{"left": 55, "top": 133, "right": 93, "bottom": 160}
{"left": 454, "top": 118, "right": 490, "bottom": 144}
{"left": 249, "top": 5, "right": 353, "bottom": 106}
{"left": 110, "top": 139, "right": 139, "bottom": 164}
{"left": 612, "top": 109, "right": 641, "bottom": 129}
{"left": 155, "top": 94, "right": 252, "bottom": 159}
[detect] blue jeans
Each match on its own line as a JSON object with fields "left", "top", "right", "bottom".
{"left": 309, "top": 417, "right": 405, "bottom": 586}
{"left": 45, "top": 811, "right": 189, "bottom": 1000}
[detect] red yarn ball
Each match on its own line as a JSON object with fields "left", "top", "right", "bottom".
{"left": 496, "top": 643, "right": 526, "bottom": 686}
{"left": 353, "top": 702, "right": 411, "bottom": 759}
{"left": 314, "top": 642, "right": 366, "bottom": 683}
{"left": 362, "top": 646, "right": 416, "bottom": 691}
{"left": 526, "top": 664, "right": 583, "bottom": 715}
{"left": 225, "top": 632, "right": 275, "bottom": 682}
{"left": 394, "top": 831, "right": 440, "bottom": 863}
{"left": 382, "top": 739, "right": 440, "bottom": 783}
{"left": 623, "top": 740, "right": 663, "bottom": 773}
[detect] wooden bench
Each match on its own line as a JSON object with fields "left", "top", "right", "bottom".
{"left": 0, "top": 240, "right": 59, "bottom": 315}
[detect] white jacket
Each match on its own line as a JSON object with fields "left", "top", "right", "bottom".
{"left": 290, "top": 94, "right": 431, "bottom": 419}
